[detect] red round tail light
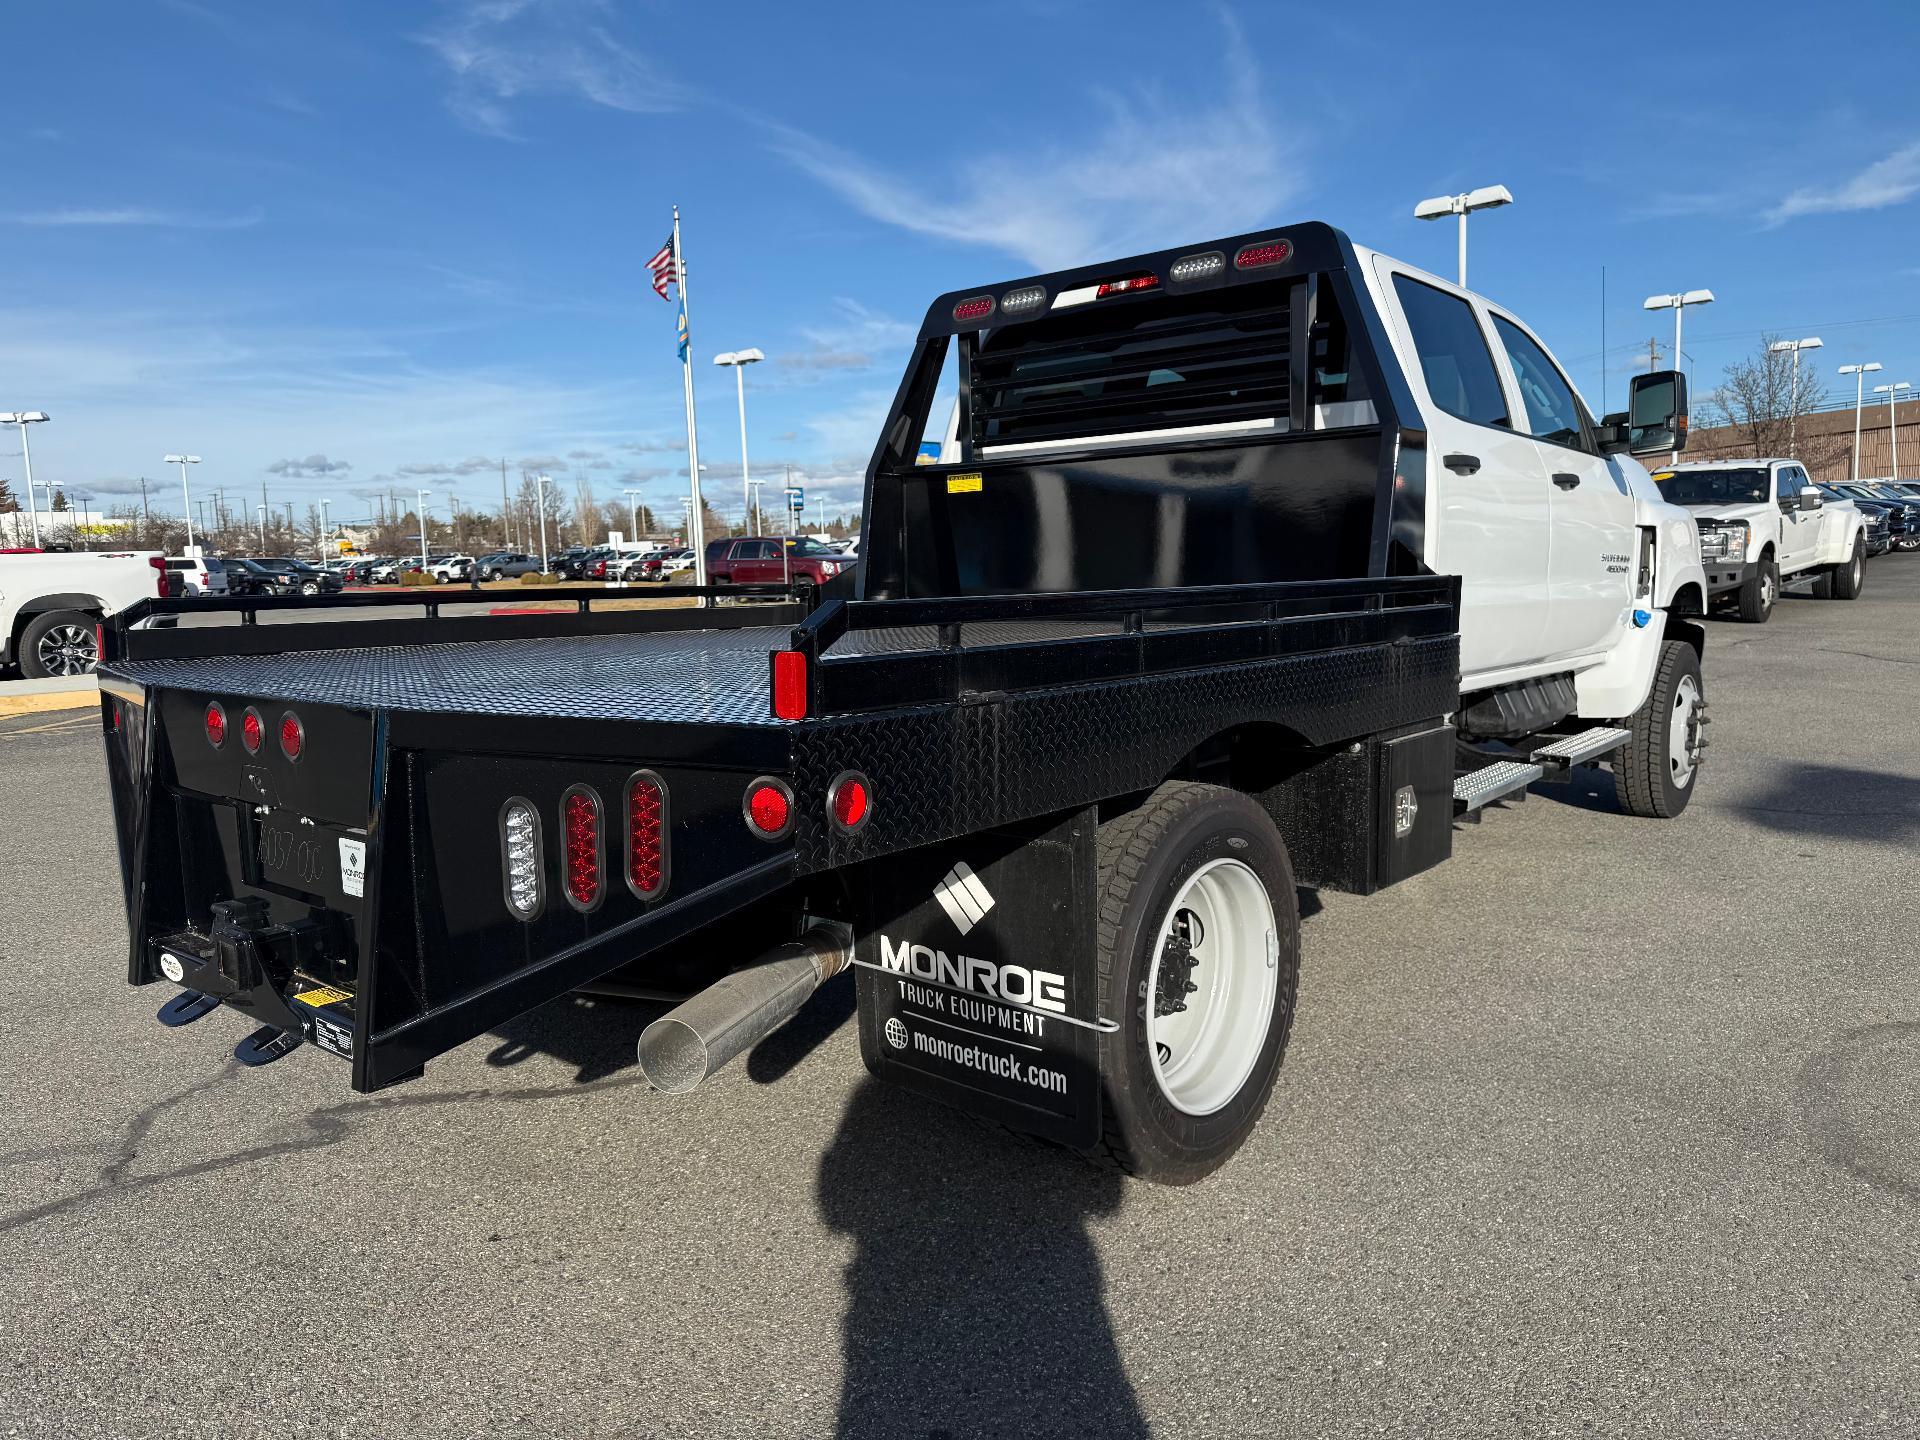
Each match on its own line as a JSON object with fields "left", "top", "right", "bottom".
{"left": 240, "top": 708, "right": 264, "bottom": 754}
{"left": 828, "top": 772, "right": 871, "bottom": 833}
{"left": 278, "top": 712, "right": 305, "bottom": 762}
{"left": 560, "top": 785, "right": 603, "bottom": 912}
{"left": 744, "top": 778, "right": 793, "bottom": 839}
{"left": 204, "top": 702, "right": 227, "bottom": 748}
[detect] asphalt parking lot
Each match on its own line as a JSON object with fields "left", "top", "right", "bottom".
{"left": 1, "top": 560, "right": 1917, "bottom": 1439}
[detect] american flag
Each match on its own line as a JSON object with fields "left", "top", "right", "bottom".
{"left": 646, "top": 234, "right": 679, "bottom": 300}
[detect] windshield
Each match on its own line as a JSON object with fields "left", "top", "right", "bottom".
{"left": 1653, "top": 468, "right": 1770, "bottom": 503}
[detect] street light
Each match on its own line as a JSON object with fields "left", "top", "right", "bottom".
{"left": 255, "top": 503, "right": 267, "bottom": 549}
{"left": 622, "top": 487, "right": 646, "bottom": 543}
{"left": 164, "top": 453, "right": 201, "bottom": 551}
{"left": 533, "top": 474, "right": 553, "bottom": 574}
{"left": 319, "top": 498, "right": 332, "bottom": 562}
{"left": 1839, "top": 362, "right": 1884, "bottom": 480}
{"left": 414, "top": 488, "right": 432, "bottom": 571}
{"left": 1768, "top": 337, "right": 1823, "bottom": 455}
{"left": 1873, "top": 380, "right": 1911, "bottom": 481}
{"left": 1644, "top": 290, "right": 1715, "bottom": 463}
{"left": 2, "top": 412, "right": 50, "bottom": 548}
{"left": 714, "top": 349, "right": 765, "bottom": 535}
{"left": 1413, "top": 185, "right": 1512, "bottom": 288}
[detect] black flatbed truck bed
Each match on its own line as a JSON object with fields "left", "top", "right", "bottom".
{"left": 96, "top": 219, "right": 1487, "bottom": 1181}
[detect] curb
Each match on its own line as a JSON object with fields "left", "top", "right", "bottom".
{"left": 0, "top": 677, "right": 100, "bottom": 717}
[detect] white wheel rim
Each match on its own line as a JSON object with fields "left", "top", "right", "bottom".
{"left": 1760, "top": 571, "right": 1774, "bottom": 607}
{"left": 1669, "top": 673, "right": 1701, "bottom": 788}
{"left": 1145, "top": 858, "right": 1278, "bottom": 1116}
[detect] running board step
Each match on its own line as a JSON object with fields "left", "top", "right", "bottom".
{"left": 1453, "top": 760, "right": 1546, "bottom": 813}
{"left": 1529, "top": 726, "right": 1632, "bottom": 771}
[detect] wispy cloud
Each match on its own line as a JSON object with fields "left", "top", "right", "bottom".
{"left": 1767, "top": 141, "right": 1920, "bottom": 226}
{"left": 769, "top": 11, "right": 1299, "bottom": 271}
{"left": 13, "top": 206, "right": 264, "bottom": 229}
{"left": 418, "top": 0, "right": 686, "bottom": 139}
{"left": 268, "top": 454, "right": 352, "bottom": 478}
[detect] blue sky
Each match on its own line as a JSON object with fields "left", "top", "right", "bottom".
{"left": 6, "top": 0, "right": 1920, "bottom": 526}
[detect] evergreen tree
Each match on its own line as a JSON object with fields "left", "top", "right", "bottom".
{"left": 0, "top": 475, "right": 16, "bottom": 513}
{"left": 51, "top": 486, "right": 68, "bottom": 512}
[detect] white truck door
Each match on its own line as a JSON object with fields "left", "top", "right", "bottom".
{"left": 1373, "top": 263, "right": 1550, "bottom": 673}
{"left": 1486, "top": 310, "right": 1635, "bottom": 659}
{"left": 1775, "top": 464, "right": 1815, "bottom": 572}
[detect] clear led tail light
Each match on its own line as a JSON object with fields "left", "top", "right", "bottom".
{"left": 500, "top": 797, "right": 545, "bottom": 921}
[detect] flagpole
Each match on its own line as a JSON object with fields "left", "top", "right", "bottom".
{"left": 672, "top": 206, "right": 708, "bottom": 586}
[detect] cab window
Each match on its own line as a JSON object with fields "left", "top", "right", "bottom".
{"left": 1391, "top": 275, "right": 1508, "bottom": 428}
{"left": 1491, "top": 315, "right": 1587, "bottom": 451}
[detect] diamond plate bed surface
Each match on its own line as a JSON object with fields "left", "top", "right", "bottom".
{"left": 105, "top": 627, "right": 794, "bottom": 726}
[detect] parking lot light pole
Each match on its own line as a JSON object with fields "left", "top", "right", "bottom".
{"left": 1413, "top": 185, "right": 1512, "bottom": 289}
{"left": 414, "top": 488, "right": 432, "bottom": 572}
{"left": 622, "top": 487, "right": 645, "bottom": 543}
{"left": 1644, "top": 291, "right": 1714, "bottom": 462}
{"left": 163, "top": 453, "right": 200, "bottom": 552}
{"left": 1839, "top": 362, "right": 1884, "bottom": 480}
{"left": 713, "top": 349, "right": 764, "bottom": 535}
{"left": 1768, "top": 337, "right": 1823, "bottom": 455}
{"left": 2, "top": 412, "right": 50, "bottom": 548}
{"left": 255, "top": 503, "right": 267, "bottom": 549}
{"left": 318, "top": 498, "right": 332, "bottom": 561}
{"left": 1873, "top": 380, "right": 1910, "bottom": 480}
{"left": 534, "top": 475, "right": 552, "bottom": 574}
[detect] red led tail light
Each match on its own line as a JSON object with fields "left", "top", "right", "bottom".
{"left": 278, "top": 712, "right": 305, "bottom": 762}
{"left": 204, "top": 702, "right": 227, "bottom": 748}
{"left": 952, "top": 295, "right": 995, "bottom": 323}
{"left": 1095, "top": 273, "right": 1160, "bottom": 298}
{"left": 560, "top": 785, "right": 604, "bottom": 912}
{"left": 240, "top": 707, "right": 264, "bottom": 754}
{"left": 625, "top": 770, "right": 669, "bottom": 900}
{"left": 1233, "top": 239, "right": 1293, "bottom": 271}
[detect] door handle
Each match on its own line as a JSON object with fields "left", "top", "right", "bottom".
{"left": 1443, "top": 453, "right": 1481, "bottom": 475}
{"left": 1552, "top": 473, "right": 1581, "bottom": 490}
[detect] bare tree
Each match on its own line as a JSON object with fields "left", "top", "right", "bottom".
{"left": 1701, "top": 333, "right": 1838, "bottom": 466}
{"left": 572, "top": 475, "right": 603, "bottom": 545}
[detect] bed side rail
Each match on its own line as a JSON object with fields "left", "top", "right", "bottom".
{"left": 781, "top": 574, "right": 1461, "bottom": 717}
{"left": 103, "top": 585, "right": 806, "bottom": 664}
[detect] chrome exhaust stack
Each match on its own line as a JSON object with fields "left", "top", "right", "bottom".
{"left": 637, "top": 925, "right": 851, "bottom": 1094}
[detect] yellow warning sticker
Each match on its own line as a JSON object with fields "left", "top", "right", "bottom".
{"left": 293, "top": 985, "right": 352, "bottom": 1009}
{"left": 946, "top": 473, "right": 983, "bottom": 494}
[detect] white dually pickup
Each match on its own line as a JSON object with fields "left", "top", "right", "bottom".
{"left": 1653, "top": 458, "right": 1868, "bottom": 621}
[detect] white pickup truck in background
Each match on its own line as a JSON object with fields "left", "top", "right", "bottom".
{"left": 1, "top": 550, "right": 172, "bottom": 678}
{"left": 1653, "top": 459, "right": 1869, "bottom": 621}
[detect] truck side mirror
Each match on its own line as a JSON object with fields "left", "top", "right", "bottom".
{"left": 1800, "top": 487, "right": 1820, "bottom": 511}
{"left": 1627, "top": 370, "right": 1688, "bottom": 457}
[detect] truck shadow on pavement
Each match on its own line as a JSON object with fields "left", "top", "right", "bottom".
{"left": 1729, "top": 763, "right": 1920, "bottom": 844}
{"left": 814, "top": 1078, "right": 1149, "bottom": 1440}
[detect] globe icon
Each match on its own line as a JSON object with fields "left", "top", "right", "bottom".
{"left": 884, "top": 1016, "right": 909, "bottom": 1050}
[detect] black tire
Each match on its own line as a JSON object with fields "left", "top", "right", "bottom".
{"left": 1736, "top": 555, "right": 1777, "bottom": 623}
{"left": 1829, "top": 536, "right": 1865, "bottom": 600}
{"left": 17, "top": 608, "right": 100, "bottom": 679}
{"left": 1090, "top": 782, "right": 1300, "bottom": 1185}
{"left": 481, "top": 568, "right": 499, "bottom": 582}
{"left": 1616, "top": 640, "right": 1703, "bottom": 819}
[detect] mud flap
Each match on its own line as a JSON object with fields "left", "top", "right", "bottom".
{"left": 854, "top": 807, "right": 1104, "bottom": 1150}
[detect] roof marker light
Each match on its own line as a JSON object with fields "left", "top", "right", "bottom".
{"left": 1170, "top": 251, "right": 1226, "bottom": 283}
{"left": 1095, "top": 272, "right": 1160, "bottom": 298}
{"left": 1234, "top": 239, "right": 1293, "bottom": 271}
{"left": 952, "top": 295, "right": 995, "bottom": 323}
{"left": 1000, "top": 285, "right": 1047, "bottom": 315}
